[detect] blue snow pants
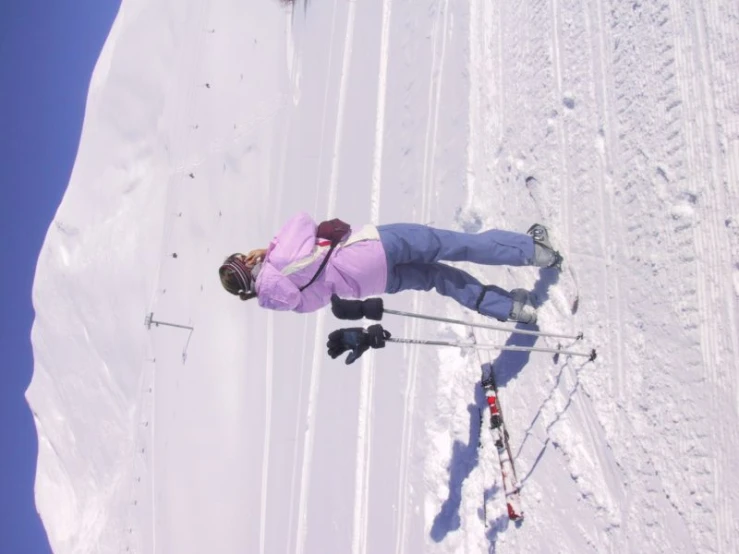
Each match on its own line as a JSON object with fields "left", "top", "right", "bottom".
{"left": 377, "top": 224, "right": 535, "bottom": 321}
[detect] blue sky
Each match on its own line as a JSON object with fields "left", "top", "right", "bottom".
{"left": 0, "top": 1, "right": 121, "bottom": 552}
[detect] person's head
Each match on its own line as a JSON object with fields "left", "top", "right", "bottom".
{"left": 219, "top": 254, "right": 257, "bottom": 301}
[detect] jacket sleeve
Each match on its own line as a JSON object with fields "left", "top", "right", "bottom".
{"left": 292, "top": 286, "right": 332, "bottom": 313}
{"left": 256, "top": 263, "right": 302, "bottom": 312}
{"left": 255, "top": 263, "right": 333, "bottom": 314}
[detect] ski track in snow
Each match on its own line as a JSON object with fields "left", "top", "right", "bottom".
{"left": 258, "top": 310, "right": 274, "bottom": 554}
{"left": 297, "top": 1, "right": 355, "bottom": 552}
{"left": 272, "top": 41, "right": 302, "bottom": 554}
{"left": 351, "top": 2, "right": 392, "bottom": 553}
{"left": 396, "top": 3, "right": 451, "bottom": 554}
{"left": 295, "top": 312, "right": 326, "bottom": 554}
{"left": 352, "top": 351, "right": 374, "bottom": 554}
{"left": 285, "top": 321, "right": 313, "bottom": 554}
{"left": 685, "top": 2, "right": 739, "bottom": 549}
{"left": 458, "top": 0, "right": 739, "bottom": 551}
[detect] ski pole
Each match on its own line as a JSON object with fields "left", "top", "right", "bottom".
{"left": 387, "top": 336, "right": 596, "bottom": 361}
{"left": 383, "top": 308, "right": 583, "bottom": 341}
{"left": 330, "top": 295, "right": 583, "bottom": 341}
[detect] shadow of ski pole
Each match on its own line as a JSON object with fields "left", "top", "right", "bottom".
{"left": 516, "top": 355, "right": 591, "bottom": 485}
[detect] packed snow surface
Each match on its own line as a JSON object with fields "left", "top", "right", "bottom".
{"left": 29, "top": 0, "right": 739, "bottom": 552}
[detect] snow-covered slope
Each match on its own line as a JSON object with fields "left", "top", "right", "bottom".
{"left": 29, "top": 0, "right": 739, "bottom": 552}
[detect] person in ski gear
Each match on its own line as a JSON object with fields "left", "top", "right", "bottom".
{"left": 218, "top": 212, "right": 561, "bottom": 324}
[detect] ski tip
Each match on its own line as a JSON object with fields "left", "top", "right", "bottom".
{"left": 589, "top": 349, "right": 597, "bottom": 362}
{"left": 507, "top": 503, "right": 524, "bottom": 522}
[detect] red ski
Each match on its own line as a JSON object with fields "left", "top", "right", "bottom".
{"left": 481, "top": 362, "right": 523, "bottom": 521}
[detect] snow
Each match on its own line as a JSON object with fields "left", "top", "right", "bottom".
{"left": 28, "top": 0, "right": 739, "bottom": 552}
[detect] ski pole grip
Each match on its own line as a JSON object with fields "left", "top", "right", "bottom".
{"left": 330, "top": 294, "right": 384, "bottom": 321}
{"left": 361, "top": 298, "right": 384, "bottom": 321}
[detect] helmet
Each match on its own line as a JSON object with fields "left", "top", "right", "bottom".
{"left": 219, "top": 254, "right": 256, "bottom": 300}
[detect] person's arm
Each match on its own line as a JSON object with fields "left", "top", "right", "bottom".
{"left": 256, "top": 263, "right": 301, "bottom": 311}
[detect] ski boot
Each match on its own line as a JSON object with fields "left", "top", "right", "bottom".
{"left": 508, "top": 288, "right": 538, "bottom": 325}
{"left": 527, "top": 223, "right": 563, "bottom": 270}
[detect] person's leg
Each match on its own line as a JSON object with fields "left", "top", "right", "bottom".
{"left": 378, "top": 223, "right": 534, "bottom": 267}
{"left": 385, "top": 262, "right": 515, "bottom": 321}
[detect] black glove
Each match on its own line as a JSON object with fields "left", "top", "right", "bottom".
{"left": 326, "top": 324, "right": 391, "bottom": 364}
{"left": 330, "top": 294, "right": 384, "bottom": 321}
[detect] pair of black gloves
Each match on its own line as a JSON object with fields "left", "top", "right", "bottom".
{"left": 326, "top": 294, "right": 389, "bottom": 364}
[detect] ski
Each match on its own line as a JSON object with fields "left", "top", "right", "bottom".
{"left": 480, "top": 361, "right": 524, "bottom": 522}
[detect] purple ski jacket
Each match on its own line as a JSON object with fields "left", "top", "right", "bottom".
{"left": 255, "top": 212, "right": 387, "bottom": 312}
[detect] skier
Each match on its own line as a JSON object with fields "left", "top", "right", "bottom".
{"left": 218, "top": 212, "right": 561, "bottom": 324}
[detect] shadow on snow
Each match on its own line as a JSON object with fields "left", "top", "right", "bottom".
{"left": 430, "top": 267, "right": 560, "bottom": 546}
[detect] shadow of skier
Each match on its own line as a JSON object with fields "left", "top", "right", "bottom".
{"left": 429, "top": 396, "right": 484, "bottom": 542}
{"left": 429, "top": 267, "right": 559, "bottom": 543}
{"left": 479, "top": 266, "right": 559, "bottom": 549}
